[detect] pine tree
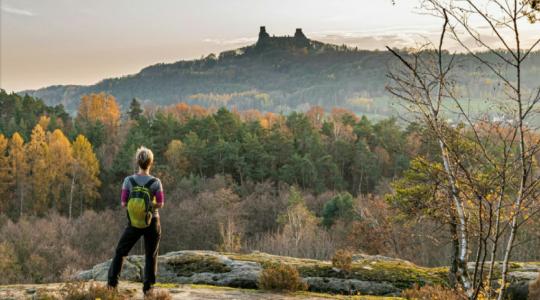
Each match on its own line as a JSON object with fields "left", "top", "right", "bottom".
{"left": 47, "top": 129, "right": 73, "bottom": 213}
{"left": 25, "top": 125, "right": 49, "bottom": 215}
{"left": 71, "top": 135, "right": 100, "bottom": 218}
{"left": 128, "top": 98, "right": 143, "bottom": 120}
{"left": 8, "top": 132, "right": 28, "bottom": 217}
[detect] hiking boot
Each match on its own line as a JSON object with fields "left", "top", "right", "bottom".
{"left": 143, "top": 287, "right": 154, "bottom": 298}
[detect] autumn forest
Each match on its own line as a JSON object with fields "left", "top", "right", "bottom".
{"left": 0, "top": 85, "right": 538, "bottom": 290}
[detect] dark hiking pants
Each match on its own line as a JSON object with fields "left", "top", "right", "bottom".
{"left": 107, "top": 217, "right": 161, "bottom": 292}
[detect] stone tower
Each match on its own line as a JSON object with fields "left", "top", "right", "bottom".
{"left": 259, "top": 26, "right": 270, "bottom": 40}
{"left": 294, "top": 28, "right": 309, "bottom": 47}
{"left": 254, "top": 26, "right": 310, "bottom": 51}
{"left": 294, "top": 28, "right": 307, "bottom": 40}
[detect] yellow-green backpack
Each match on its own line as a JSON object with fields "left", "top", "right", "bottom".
{"left": 126, "top": 177, "right": 156, "bottom": 228}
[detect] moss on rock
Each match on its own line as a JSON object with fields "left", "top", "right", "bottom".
{"left": 166, "top": 253, "right": 232, "bottom": 276}
{"left": 225, "top": 252, "right": 447, "bottom": 290}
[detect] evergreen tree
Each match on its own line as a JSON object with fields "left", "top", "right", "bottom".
{"left": 128, "top": 98, "right": 143, "bottom": 120}
{"left": 182, "top": 132, "right": 208, "bottom": 177}
{"left": 322, "top": 193, "right": 356, "bottom": 227}
{"left": 0, "top": 90, "right": 71, "bottom": 138}
{"left": 351, "top": 140, "right": 380, "bottom": 195}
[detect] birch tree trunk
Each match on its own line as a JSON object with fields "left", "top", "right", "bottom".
{"left": 497, "top": 9, "right": 525, "bottom": 297}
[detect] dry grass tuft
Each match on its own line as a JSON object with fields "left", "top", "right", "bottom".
{"left": 62, "top": 281, "right": 127, "bottom": 300}
{"left": 144, "top": 288, "right": 173, "bottom": 300}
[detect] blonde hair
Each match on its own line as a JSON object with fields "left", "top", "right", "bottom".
{"left": 135, "top": 146, "right": 154, "bottom": 170}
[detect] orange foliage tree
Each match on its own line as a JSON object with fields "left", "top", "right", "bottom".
{"left": 166, "top": 102, "right": 209, "bottom": 123}
{"left": 76, "top": 92, "right": 121, "bottom": 168}
{"left": 47, "top": 129, "right": 73, "bottom": 212}
{"left": 77, "top": 92, "right": 121, "bottom": 131}
{"left": 8, "top": 133, "right": 27, "bottom": 217}
{"left": 25, "top": 125, "right": 49, "bottom": 215}
{"left": 70, "top": 135, "right": 101, "bottom": 219}
{"left": 77, "top": 93, "right": 120, "bottom": 127}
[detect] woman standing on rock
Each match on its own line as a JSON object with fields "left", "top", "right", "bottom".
{"left": 107, "top": 146, "right": 164, "bottom": 295}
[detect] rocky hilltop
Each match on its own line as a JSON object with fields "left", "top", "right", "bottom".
{"left": 20, "top": 27, "right": 540, "bottom": 116}
{"left": 1, "top": 251, "right": 538, "bottom": 299}
{"left": 22, "top": 26, "right": 392, "bottom": 115}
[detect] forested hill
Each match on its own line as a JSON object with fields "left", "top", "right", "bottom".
{"left": 21, "top": 27, "right": 540, "bottom": 116}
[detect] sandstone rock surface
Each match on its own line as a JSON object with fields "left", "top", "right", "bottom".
{"left": 76, "top": 250, "right": 445, "bottom": 296}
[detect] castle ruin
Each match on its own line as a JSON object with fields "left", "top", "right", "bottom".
{"left": 255, "top": 26, "right": 310, "bottom": 50}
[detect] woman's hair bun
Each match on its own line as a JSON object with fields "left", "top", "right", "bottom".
{"left": 135, "top": 146, "right": 154, "bottom": 170}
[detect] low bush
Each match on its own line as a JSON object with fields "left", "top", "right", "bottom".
{"left": 258, "top": 263, "right": 307, "bottom": 292}
{"left": 331, "top": 249, "right": 353, "bottom": 273}
{"left": 0, "top": 210, "right": 122, "bottom": 284}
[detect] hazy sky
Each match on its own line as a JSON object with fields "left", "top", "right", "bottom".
{"left": 0, "top": 0, "right": 537, "bottom": 92}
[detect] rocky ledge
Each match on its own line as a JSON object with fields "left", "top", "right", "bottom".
{"left": 77, "top": 251, "right": 540, "bottom": 296}
{"left": 77, "top": 251, "right": 449, "bottom": 296}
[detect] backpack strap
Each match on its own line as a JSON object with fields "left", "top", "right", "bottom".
{"left": 144, "top": 178, "right": 157, "bottom": 189}
{"left": 128, "top": 176, "right": 139, "bottom": 188}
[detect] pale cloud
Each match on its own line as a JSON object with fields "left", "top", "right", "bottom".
{"left": 203, "top": 37, "right": 257, "bottom": 46}
{"left": 1, "top": 4, "right": 35, "bottom": 16}
{"left": 312, "top": 29, "right": 430, "bottom": 50}
{"left": 201, "top": 23, "right": 539, "bottom": 53}
{"left": 241, "top": 27, "right": 539, "bottom": 52}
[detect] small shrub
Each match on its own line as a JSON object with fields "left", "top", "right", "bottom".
{"left": 402, "top": 284, "right": 466, "bottom": 300}
{"left": 331, "top": 249, "right": 353, "bottom": 273}
{"left": 258, "top": 263, "right": 307, "bottom": 292}
{"left": 62, "top": 281, "right": 127, "bottom": 300}
{"left": 144, "top": 289, "right": 172, "bottom": 300}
